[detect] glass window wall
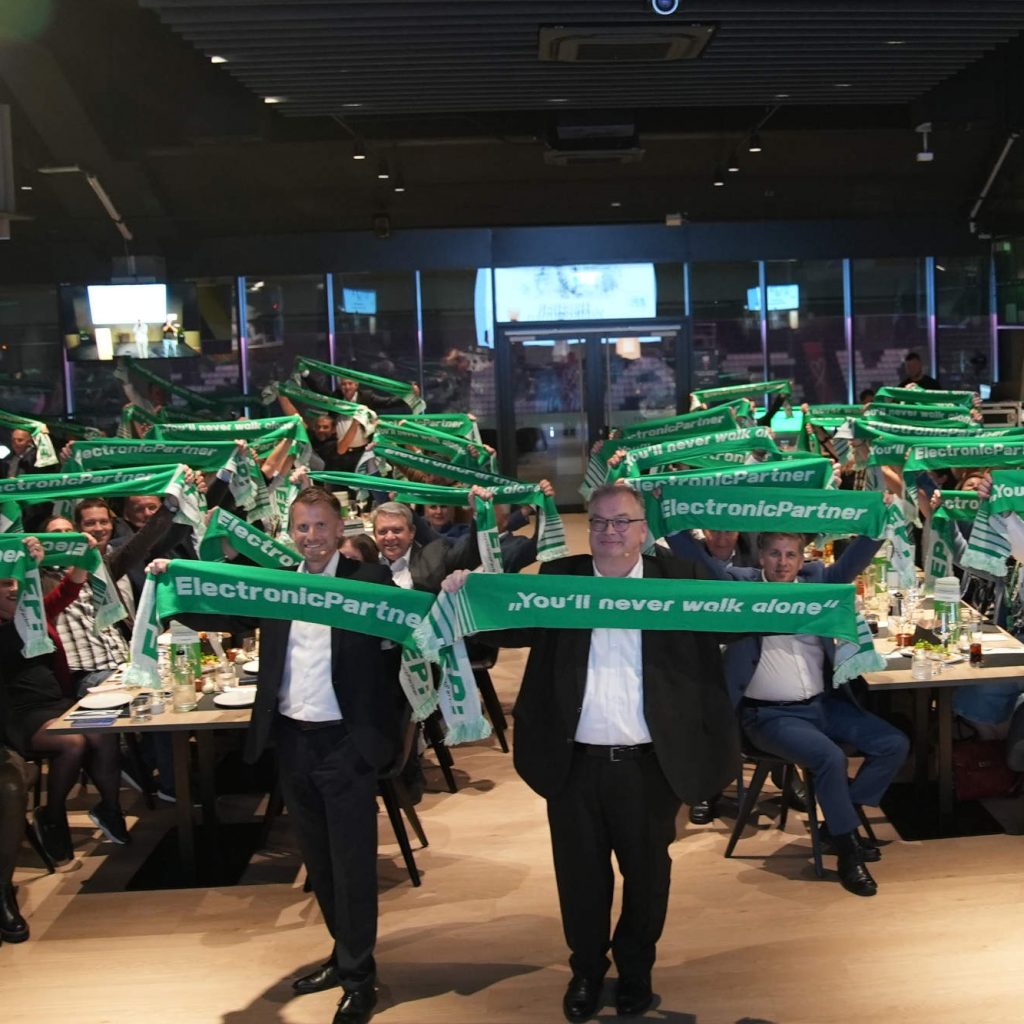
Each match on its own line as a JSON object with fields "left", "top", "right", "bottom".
{"left": 935, "top": 256, "right": 991, "bottom": 392}
{"left": 0, "top": 285, "right": 64, "bottom": 418}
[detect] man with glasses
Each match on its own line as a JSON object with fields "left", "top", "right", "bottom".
{"left": 442, "top": 484, "right": 736, "bottom": 1021}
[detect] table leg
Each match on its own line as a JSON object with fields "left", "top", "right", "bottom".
{"left": 196, "top": 731, "right": 218, "bottom": 828}
{"left": 913, "top": 689, "right": 930, "bottom": 784}
{"left": 938, "top": 688, "right": 954, "bottom": 822}
{"left": 171, "top": 731, "right": 196, "bottom": 885}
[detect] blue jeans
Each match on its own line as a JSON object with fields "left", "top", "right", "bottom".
{"left": 741, "top": 695, "right": 908, "bottom": 836}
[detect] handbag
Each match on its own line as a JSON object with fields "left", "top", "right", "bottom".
{"left": 952, "top": 720, "right": 1020, "bottom": 801}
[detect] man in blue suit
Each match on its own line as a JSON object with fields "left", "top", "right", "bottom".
{"left": 669, "top": 528, "right": 909, "bottom": 897}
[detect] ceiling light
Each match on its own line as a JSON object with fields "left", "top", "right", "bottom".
{"left": 727, "top": 154, "right": 740, "bottom": 173}
{"left": 548, "top": 97, "right": 569, "bottom": 104}
{"left": 209, "top": 55, "right": 228, "bottom": 64}
{"left": 343, "top": 102, "right": 362, "bottom": 109}
{"left": 352, "top": 139, "right": 367, "bottom": 161}
{"left": 263, "top": 96, "right": 285, "bottom": 104}
{"left": 392, "top": 171, "right": 406, "bottom": 193}
{"left": 916, "top": 121, "right": 934, "bottom": 163}
{"left": 834, "top": 82, "right": 851, "bottom": 88}
{"left": 748, "top": 134, "right": 763, "bottom": 153}
{"left": 775, "top": 93, "right": 790, "bottom": 99}
{"left": 610, "top": 201, "right": 622, "bottom": 208}
{"left": 886, "top": 39, "right": 906, "bottom": 46}
{"left": 377, "top": 160, "right": 390, "bottom": 181}
{"left": 19, "top": 185, "right": 32, "bottom": 191}
{"left": 713, "top": 167, "right": 725, "bottom": 187}
{"left": 936, "top": 264, "right": 946, "bottom": 272}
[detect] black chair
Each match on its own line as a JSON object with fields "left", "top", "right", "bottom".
{"left": 422, "top": 711, "right": 458, "bottom": 793}
{"left": 725, "top": 745, "right": 824, "bottom": 878}
{"left": 468, "top": 645, "right": 509, "bottom": 753}
{"left": 22, "top": 756, "right": 55, "bottom": 874}
{"left": 378, "top": 718, "right": 430, "bottom": 887}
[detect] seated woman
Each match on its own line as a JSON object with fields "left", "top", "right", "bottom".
{"left": 0, "top": 744, "right": 29, "bottom": 944}
{"left": 0, "top": 538, "right": 127, "bottom": 865}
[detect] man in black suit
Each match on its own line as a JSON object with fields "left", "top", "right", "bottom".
{"left": 150, "top": 487, "right": 401, "bottom": 1024}
{"left": 442, "top": 484, "right": 738, "bottom": 1021}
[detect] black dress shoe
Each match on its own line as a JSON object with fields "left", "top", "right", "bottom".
{"left": 0, "top": 884, "right": 28, "bottom": 944}
{"left": 688, "top": 799, "right": 716, "bottom": 825}
{"left": 563, "top": 975, "right": 603, "bottom": 1022}
{"left": 292, "top": 961, "right": 339, "bottom": 994}
{"left": 616, "top": 975, "right": 653, "bottom": 1016}
{"left": 334, "top": 982, "right": 377, "bottom": 1024}
{"left": 819, "top": 826, "right": 881, "bottom": 863}
{"left": 837, "top": 851, "right": 878, "bottom": 897}
{"left": 785, "top": 777, "right": 809, "bottom": 813}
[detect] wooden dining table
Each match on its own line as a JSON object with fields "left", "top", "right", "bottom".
{"left": 863, "top": 621, "right": 1024, "bottom": 833}
{"left": 48, "top": 690, "right": 254, "bottom": 886}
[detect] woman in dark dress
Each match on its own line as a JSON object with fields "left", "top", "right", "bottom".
{"left": 0, "top": 537, "right": 125, "bottom": 865}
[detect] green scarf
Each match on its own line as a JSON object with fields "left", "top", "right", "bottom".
{"left": 0, "top": 465, "right": 205, "bottom": 538}
{"left": 311, "top": 470, "right": 570, "bottom": 566}
{"left": 962, "top": 471, "right": 1024, "bottom": 578}
{"left": 0, "top": 537, "right": 51, "bottom": 657}
{"left": 413, "top": 571, "right": 864, "bottom": 690}
{"left": 197, "top": 508, "right": 301, "bottom": 568}
{"left": 928, "top": 492, "right": 980, "bottom": 582}
{"left": 691, "top": 379, "right": 792, "bottom": 405}
{"left": 607, "top": 427, "right": 782, "bottom": 483}
{"left": 376, "top": 420, "right": 494, "bottom": 471}
{"left": 867, "top": 402, "right": 976, "bottom": 430}
{"left": 151, "top": 414, "right": 312, "bottom": 461}
{"left": 127, "top": 560, "right": 488, "bottom": 742}
{"left": 904, "top": 438, "right": 1024, "bottom": 473}
{"left": 379, "top": 413, "right": 481, "bottom": 443}
{"left": 617, "top": 403, "right": 744, "bottom": 443}
{"left": 629, "top": 456, "right": 835, "bottom": 492}
{"left": 294, "top": 356, "right": 425, "bottom": 414}
{"left": 0, "top": 409, "right": 58, "bottom": 468}
{"left": 274, "top": 380, "right": 378, "bottom": 435}
{"left": 116, "top": 358, "right": 246, "bottom": 412}
{"left": 37, "top": 417, "right": 105, "bottom": 442}
{"left": 874, "top": 386, "right": 976, "bottom": 408}
{"left": 807, "top": 404, "right": 864, "bottom": 420}
{"left": 642, "top": 484, "right": 888, "bottom": 541}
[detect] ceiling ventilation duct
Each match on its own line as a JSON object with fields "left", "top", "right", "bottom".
{"left": 545, "top": 111, "right": 645, "bottom": 166}
{"left": 538, "top": 25, "right": 715, "bottom": 63}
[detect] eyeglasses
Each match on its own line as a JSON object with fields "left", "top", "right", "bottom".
{"left": 588, "top": 516, "right": 646, "bottom": 533}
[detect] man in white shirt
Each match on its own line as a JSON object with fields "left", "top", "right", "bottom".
{"left": 442, "top": 485, "right": 737, "bottom": 1021}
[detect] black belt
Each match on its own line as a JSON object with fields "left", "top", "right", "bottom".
{"left": 278, "top": 716, "right": 347, "bottom": 733}
{"left": 574, "top": 742, "right": 655, "bottom": 762}
{"left": 742, "top": 694, "right": 822, "bottom": 708}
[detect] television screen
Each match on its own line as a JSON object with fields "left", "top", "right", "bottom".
{"left": 340, "top": 287, "right": 377, "bottom": 315}
{"left": 494, "top": 264, "right": 657, "bottom": 323}
{"left": 745, "top": 284, "right": 801, "bottom": 312}
{"left": 61, "top": 282, "right": 200, "bottom": 361}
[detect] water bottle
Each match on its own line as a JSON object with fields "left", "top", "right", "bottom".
{"left": 932, "top": 576, "right": 961, "bottom": 649}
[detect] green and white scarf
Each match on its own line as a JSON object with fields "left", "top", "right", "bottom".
{"left": 903, "top": 438, "right": 1024, "bottom": 474}
{"left": 127, "top": 560, "right": 488, "bottom": 742}
{"left": 116, "top": 358, "right": 246, "bottom": 413}
{"left": 807, "top": 404, "right": 865, "bottom": 420}
{"left": 273, "top": 380, "right": 378, "bottom": 436}
{"left": 0, "top": 465, "right": 206, "bottom": 538}
{"left": 413, "top": 571, "right": 869, "bottom": 688}
{"left": 197, "top": 508, "right": 301, "bottom": 568}
{"left": 928, "top": 492, "right": 980, "bottom": 582}
{"left": 295, "top": 356, "right": 425, "bottom": 414}
{"left": 151, "top": 414, "right": 313, "bottom": 462}
{"left": 617, "top": 402, "right": 744, "bottom": 444}
{"left": 0, "top": 409, "right": 58, "bottom": 468}
{"left": 642, "top": 484, "right": 888, "bottom": 541}
{"left": 379, "top": 413, "right": 481, "bottom": 443}
{"left": 962, "top": 471, "right": 1024, "bottom": 578}
{"left": 867, "top": 402, "right": 976, "bottom": 430}
{"left": 607, "top": 427, "right": 782, "bottom": 483}
{"left": 311, "top": 470, "right": 570, "bottom": 567}
{"left": 691, "top": 379, "right": 792, "bottom": 406}
{"left": 37, "top": 417, "right": 104, "bottom": 442}
{"left": 874, "top": 386, "right": 976, "bottom": 409}
{"left": 376, "top": 419, "right": 495, "bottom": 471}
{"left": 629, "top": 456, "right": 835, "bottom": 493}
{"left": 10, "top": 532, "right": 126, "bottom": 632}
{"left": 0, "top": 536, "right": 52, "bottom": 657}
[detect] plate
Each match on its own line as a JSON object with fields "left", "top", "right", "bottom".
{"left": 213, "top": 686, "right": 257, "bottom": 707}
{"left": 79, "top": 692, "right": 133, "bottom": 710}
{"left": 240, "top": 657, "right": 259, "bottom": 675}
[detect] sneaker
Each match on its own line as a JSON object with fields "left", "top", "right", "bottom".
{"left": 33, "top": 806, "right": 73, "bottom": 866}
{"left": 120, "top": 767, "right": 145, "bottom": 793}
{"left": 88, "top": 802, "right": 130, "bottom": 845}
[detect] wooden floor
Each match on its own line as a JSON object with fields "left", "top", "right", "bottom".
{"left": 6, "top": 518, "right": 1024, "bottom": 1023}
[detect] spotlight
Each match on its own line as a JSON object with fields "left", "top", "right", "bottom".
{"left": 352, "top": 139, "right": 367, "bottom": 161}
{"left": 377, "top": 160, "right": 390, "bottom": 181}
{"left": 713, "top": 167, "right": 725, "bottom": 187}
{"left": 748, "top": 133, "right": 763, "bottom": 154}
{"left": 650, "top": 0, "right": 680, "bottom": 14}
{"left": 727, "top": 154, "right": 740, "bottom": 173}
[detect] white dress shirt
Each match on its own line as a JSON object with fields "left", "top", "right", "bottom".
{"left": 385, "top": 553, "right": 413, "bottom": 590}
{"left": 574, "top": 558, "right": 652, "bottom": 745}
{"left": 744, "top": 575, "right": 826, "bottom": 701}
{"left": 278, "top": 551, "right": 344, "bottom": 722}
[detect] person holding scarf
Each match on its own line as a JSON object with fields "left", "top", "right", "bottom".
{"left": 0, "top": 536, "right": 128, "bottom": 862}
{"left": 669, "top": 524, "right": 909, "bottom": 897}
{"left": 441, "top": 483, "right": 737, "bottom": 1021}
{"left": 148, "top": 487, "right": 403, "bottom": 1024}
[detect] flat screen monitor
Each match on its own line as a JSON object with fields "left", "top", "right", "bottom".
{"left": 60, "top": 282, "right": 200, "bottom": 361}
{"left": 340, "top": 287, "right": 377, "bottom": 315}
{"left": 494, "top": 263, "right": 657, "bottom": 323}
{"left": 745, "top": 284, "right": 800, "bottom": 312}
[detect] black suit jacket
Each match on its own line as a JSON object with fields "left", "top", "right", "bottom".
{"left": 235, "top": 556, "right": 403, "bottom": 768}
{"left": 406, "top": 532, "right": 481, "bottom": 594}
{"left": 498, "top": 551, "right": 739, "bottom": 804}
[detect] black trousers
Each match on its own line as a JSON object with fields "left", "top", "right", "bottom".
{"left": 0, "top": 746, "right": 28, "bottom": 884}
{"left": 276, "top": 718, "right": 379, "bottom": 987}
{"left": 546, "top": 747, "right": 681, "bottom": 982}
